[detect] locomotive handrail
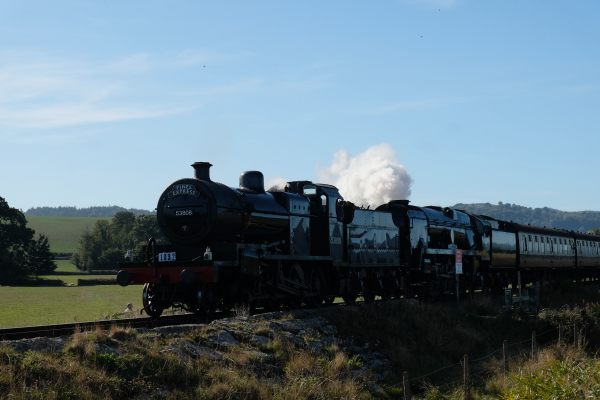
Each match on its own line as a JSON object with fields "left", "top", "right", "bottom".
{"left": 146, "top": 237, "right": 156, "bottom": 263}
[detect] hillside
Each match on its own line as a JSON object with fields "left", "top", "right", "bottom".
{"left": 25, "top": 206, "right": 154, "bottom": 254}
{"left": 453, "top": 202, "right": 600, "bottom": 232}
{"left": 26, "top": 216, "right": 107, "bottom": 253}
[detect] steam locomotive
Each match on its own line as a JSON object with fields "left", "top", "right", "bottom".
{"left": 117, "top": 162, "right": 600, "bottom": 317}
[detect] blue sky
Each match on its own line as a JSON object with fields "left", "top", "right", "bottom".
{"left": 1, "top": 0, "right": 599, "bottom": 212}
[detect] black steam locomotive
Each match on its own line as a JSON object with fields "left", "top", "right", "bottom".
{"left": 117, "top": 162, "right": 600, "bottom": 317}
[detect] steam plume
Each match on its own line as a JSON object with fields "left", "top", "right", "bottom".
{"left": 318, "top": 144, "right": 412, "bottom": 207}
{"left": 266, "top": 176, "right": 287, "bottom": 192}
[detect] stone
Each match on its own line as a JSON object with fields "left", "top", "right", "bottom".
{"left": 249, "top": 334, "right": 270, "bottom": 347}
{"left": 151, "top": 324, "right": 203, "bottom": 336}
{"left": 320, "top": 324, "right": 337, "bottom": 336}
{"left": 205, "top": 329, "right": 239, "bottom": 348}
{"left": 4, "top": 337, "right": 66, "bottom": 353}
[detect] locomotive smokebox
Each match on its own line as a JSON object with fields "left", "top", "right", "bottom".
{"left": 192, "top": 162, "right": 212, "bottom": 181}
{"left": 239, "top": 171, "right": 265, "bottom": 193}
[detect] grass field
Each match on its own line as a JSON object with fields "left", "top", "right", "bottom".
{"left": 0, "top": 217, "right": 148, "bottom": 328}
{"left": 53, "top": 259, "right": 81, "bottom": 274}
{"left": 0, "top": 285, "right": 142, "bottom": 328}
{"left": 39, "top": 260, "right": 116, "bottom": 286}
{"left": 0, "top": 260, "right": 142, "bottom": 328}
{"left": 26, "top": 216, "right": 106, "bottom": 253}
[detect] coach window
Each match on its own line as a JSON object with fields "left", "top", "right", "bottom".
{"left": 429, "top": 226, "right": 453, "bottom": 248}
{"left": 303, "top": 186, "right": 316, "bottom": 196}
{"left": 585, "top": 241, "right": 588, "bottom": 256}
{"left": 587, "top": 241, "right": 590, "bottom": 256}
{"left": 466, "top": 229, "right": 476, "bottom": 249}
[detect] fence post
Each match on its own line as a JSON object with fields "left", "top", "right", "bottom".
{"left": 463, "top": 354, "right": 470, "bottom": 400}
{"left": 502, "top": 340, "right": 508, "bottom": 375}
{"left": 558, "top": 323, "right": 562, "bottom": 345}
{"left": 531, "top": 330, "right": 537, "bottom": 358}
{"left": 403, "top": 371, "right": 412, "bottom": 400}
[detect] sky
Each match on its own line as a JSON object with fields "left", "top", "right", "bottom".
{"left": 1, "top": 0, "right": 600, "bottom": 212}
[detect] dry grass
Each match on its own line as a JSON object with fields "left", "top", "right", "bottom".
{"left": 8, "top": 299, "right": 598, "bottom": 399}
{"left": 197, "top": 368, "right": 271, "bottom": 400}
{"left": 320, "top": 299, "right": 551, "bottom": 385}
{"left": 418, "top": 344, "right": 600, "bottom": 399}
{"left": 0, "top": 312, "right": 377, "bottom": 399}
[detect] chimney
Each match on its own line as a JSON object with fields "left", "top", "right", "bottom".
{"left": 192, "top": 162, "right": 212, "bottom": 181}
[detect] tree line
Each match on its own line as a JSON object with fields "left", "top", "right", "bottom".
{"left": 26, "top": 206, "right": 153, "bottom": 217}
{"left": 71, "top": 211, "right": 166, "bottom": 271}
{"left": 0, "top": 197, "right": 55, "bottom": 283}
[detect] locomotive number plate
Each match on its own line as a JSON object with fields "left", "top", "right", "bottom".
{"left": 158, "top": 252, "right": 177, "bottom": 262}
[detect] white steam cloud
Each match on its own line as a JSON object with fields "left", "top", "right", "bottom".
{"left": 266, "top": 176, "right": 287, "bottom": 191}
{"left": 318, "top": 144, "right": 412, "bottom": 207}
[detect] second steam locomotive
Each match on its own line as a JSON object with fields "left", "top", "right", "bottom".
{"left": 117, "top": 162, "right": 600, "bottom": 317}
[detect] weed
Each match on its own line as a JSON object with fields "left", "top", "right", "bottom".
{"left": 197, "top": 368, "right": 271, "bottom": 400}
{"left": 285, "top": 351, "right": 318, "bottom": 377}
{"left": 108, "top": 325, "right": 137, "bottom": 342}
{"left": 347, "top": 353, "right": 364, "bottom": 370}
{"left": 233, "top": 303, "right": 251, "bottom": 319}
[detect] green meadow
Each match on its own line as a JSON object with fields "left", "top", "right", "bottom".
{"left": 0, "top": 284, "right": 142, "bottom": 328}
{"left": 1, "top": 260, "right": 142, "bottom": 328}
{"left": 26, "top": 216, "right": 106, "bottom": 253}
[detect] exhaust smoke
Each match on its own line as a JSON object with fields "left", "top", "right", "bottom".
{"left": 318, "top": 143, "right": 412, "bottom": 207}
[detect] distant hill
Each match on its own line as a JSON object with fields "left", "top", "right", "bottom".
{"left": 453, "top": 202, "right": 600, "bottom": 232}
{"left": 26, "top": 216, "right": 106, "bottom": 253}
{"left": 25, "top": 206, "right": 153, "bottom": 217}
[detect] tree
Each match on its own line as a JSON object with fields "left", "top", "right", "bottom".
{"left": 111, "top": 211, "right": 136, "bottom": 244}
{"left": 72, "top": 212, "right": 165, "bottom": 271}
{"left": 27, "top": 234, "right": 56, "bottom": 277}
{"left": 0, "top": 196, "right": 34, "bottom": 282}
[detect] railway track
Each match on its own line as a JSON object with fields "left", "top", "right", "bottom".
{"left": 0, "top": 313, "right": 204, "bottom": 341}
{"left": 0, "top": 291, "right": 510, "bottom": 342}
{"left": 0, "top": 298, "right": 367, "bottom": 341}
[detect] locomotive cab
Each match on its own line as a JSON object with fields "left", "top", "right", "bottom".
{"left": 286, "top": 181, "right": 344, "bottom": 260}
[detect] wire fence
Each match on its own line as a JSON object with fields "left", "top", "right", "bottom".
{"left": 401, "top": 322, "right": 585, "bottom": 400}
